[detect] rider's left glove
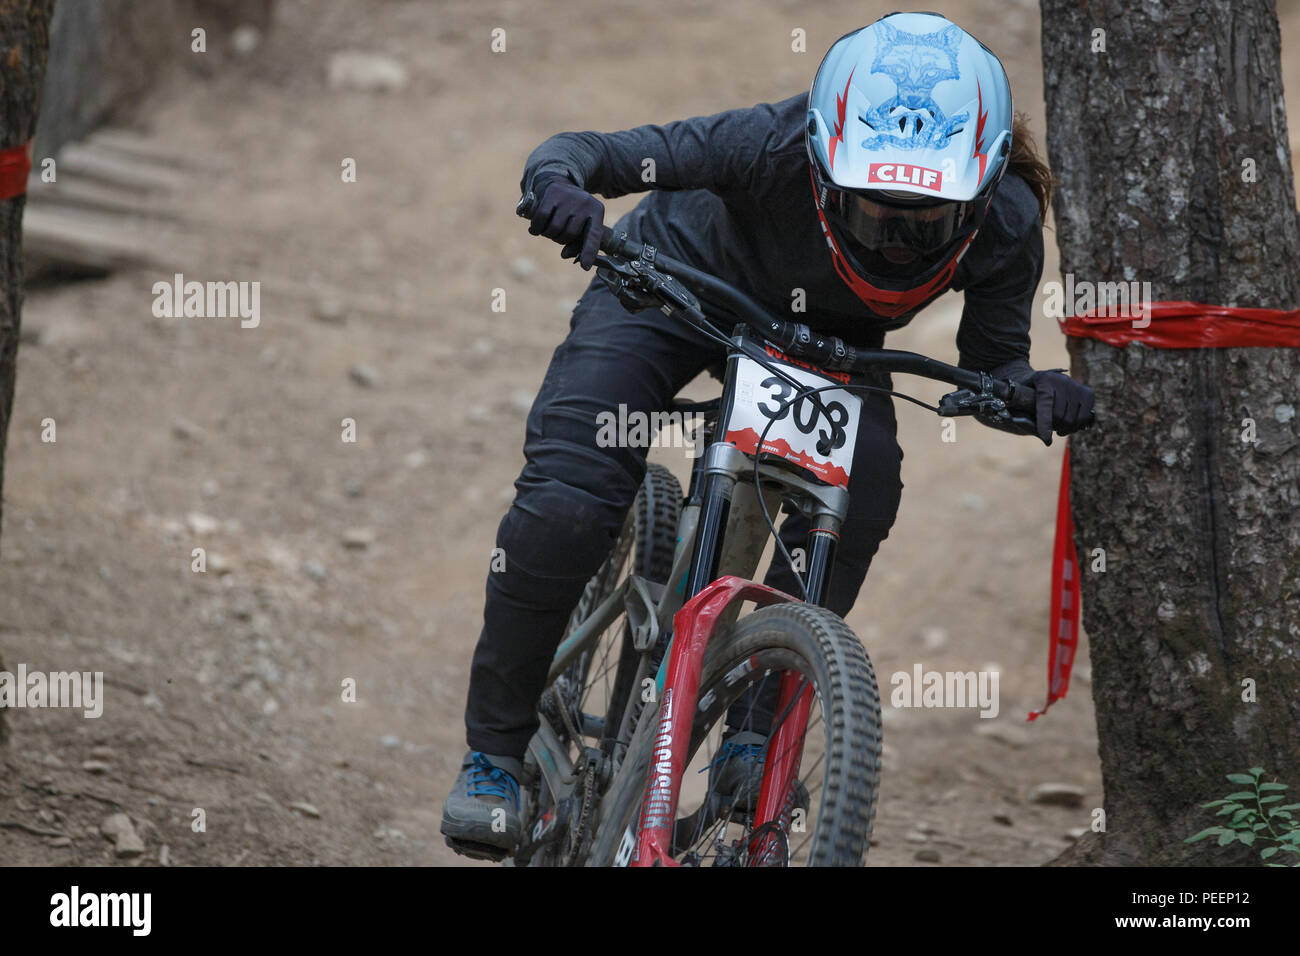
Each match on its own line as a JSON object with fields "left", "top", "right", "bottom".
{"left": 1027, "top": 369, "right": 1095, "bottom": 446}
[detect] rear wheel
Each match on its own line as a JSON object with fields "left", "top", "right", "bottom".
{"left": 552, "top": 462, "right": 680, "bottom": 755}
{"left": 519, "top": 462, "right": 681, "bottom": 866}
{"left": 590, "top": 602, "right": 882, "bottom": 867}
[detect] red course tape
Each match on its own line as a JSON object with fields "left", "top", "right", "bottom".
{"left": 1059, "top": 300, "right": 1300, "bottom": 349}
{"left": 1035, "top": 302, "right": 1300, "bottom": 720}
{"left": 1029, "top": 446, "right": 1080, "bottom": 721}
{"left": 0, "top": 141, "right": 32, "bottom": 200}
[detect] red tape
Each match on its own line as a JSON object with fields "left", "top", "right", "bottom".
{"left": 1029, "top": 446, "right": 1080, "bottom": 720}
{"left": 0, "top": 141, "right": 32, "bottom": 200}
{"left": 1059, "top": 300, "right": 1300, "bottom": 349}
{"left": 1034, "top": 301, "right": 1300, "bottom": 720}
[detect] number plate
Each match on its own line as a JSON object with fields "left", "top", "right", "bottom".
{"left": 722, "top": 346, "right": 862, "bottom": 488}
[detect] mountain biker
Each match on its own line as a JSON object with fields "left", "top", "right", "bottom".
{"left": 442, "top": 10, "right": 1095, "bottom": 860}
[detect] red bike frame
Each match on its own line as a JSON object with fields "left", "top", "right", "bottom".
{"left": 630, "top": 575, "right": 814, "bottom": 867}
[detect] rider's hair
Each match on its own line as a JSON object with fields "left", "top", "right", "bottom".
{"left": 1008, "top": 113, "right": 1053, "bottom": 222}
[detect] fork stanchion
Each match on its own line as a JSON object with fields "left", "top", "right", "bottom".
{"left": 801, "top": 516, "right": 840, "bottom": 606}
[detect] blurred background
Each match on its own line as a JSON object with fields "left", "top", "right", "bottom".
{"left": 1, "top": 0, "right": 1297, "bottom": 866}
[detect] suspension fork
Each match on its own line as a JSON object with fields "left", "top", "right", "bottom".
{"left": 684, "top": 442, "right": 844, "bottom": 605}
{"left": 636, "top": 431, "right": 848, "bottom": 864}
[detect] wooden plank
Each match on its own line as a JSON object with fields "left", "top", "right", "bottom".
{"left": 82, "top": 127, "right": 207, "bottom": 171}
{"left": 56, "top": 142, "right": 187, "bottom": 193}
{"left": 26, "top": 175, "right": 180, "bottom": 220}
{"left": 22, "top": 205, "right": 160, "bottom": 276}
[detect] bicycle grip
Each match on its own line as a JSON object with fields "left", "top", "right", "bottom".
{"left": 516, "top": 190, "right": 626, "bottom": 256}
{"left": 1006, "top": 379, "right": 1101, "bottom": 429}
{"left": 1009, "top": 381, "right": 1037, "bottom": 413}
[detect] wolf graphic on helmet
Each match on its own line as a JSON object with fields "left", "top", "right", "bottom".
{"left": 862, "top": 23, "right": 966, "bottom": 151}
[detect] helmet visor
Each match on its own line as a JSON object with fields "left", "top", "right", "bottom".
{"left": 827, "top": 189, "right": 975, "bottom": 256}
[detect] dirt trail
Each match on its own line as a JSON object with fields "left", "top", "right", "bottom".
{"left": 8, "top": 0, "right": 1285, "bottom": 867}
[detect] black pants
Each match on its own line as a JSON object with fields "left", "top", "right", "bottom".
{"left": 464, "top": 281, "right": 904, "bottom": 759}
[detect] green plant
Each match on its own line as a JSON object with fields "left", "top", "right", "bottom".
{"left": 1186, "top": 767, "right": 1300, "bottom": 866}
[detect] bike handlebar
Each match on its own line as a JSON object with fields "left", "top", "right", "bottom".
{"left": 515, "top": 191, "right": 1040, "bottom": 415}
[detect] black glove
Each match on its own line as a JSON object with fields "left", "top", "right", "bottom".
{"left": 526, "top": 176, "right": 605, "bottom": 269}
{"left": 1027, "top": 369, "right": 1095, "bottom": 445}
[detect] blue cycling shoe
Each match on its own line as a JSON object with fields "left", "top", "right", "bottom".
{"left": 441, "top": 750, "right": 524, "bottom": 861}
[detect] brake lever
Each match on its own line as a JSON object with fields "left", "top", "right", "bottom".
{"left": 594, "top": 253, "right": 660, "bottom": 311}
{"left": 937, "top": 387, "right": 1008, "bottom": 418}
{"left": 938, "top": 381, "right": 1040, "bottom": 437}
{"left": 594, "top": 243, "right": 701, "bottom": 315}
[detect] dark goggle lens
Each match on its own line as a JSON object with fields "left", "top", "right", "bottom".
{"left": 828, "top": 189, "right": 972, "bottom": 255}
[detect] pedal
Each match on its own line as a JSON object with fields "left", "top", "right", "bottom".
{"left": 444, "top": 836, "right": 511, "bottom": 863}
{"left": 514, "top": 800, "right": 570, "bottom": 866}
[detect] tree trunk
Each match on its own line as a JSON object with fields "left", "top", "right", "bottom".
{"left": 0, "top": 0, "right": 55, "bottom": 744}
{"left": 1041, "top": 0, "right": 1300, "bottom": 865}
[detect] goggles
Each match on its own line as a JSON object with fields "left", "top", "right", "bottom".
{"left": 825, "top": 187, "right": 977, "bottom": 256}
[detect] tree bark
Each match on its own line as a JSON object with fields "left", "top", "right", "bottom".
{"left": 1041, "top": 0, "right": 1300, "bottom": 865}
{"left": 0, "top": 0, "right": 55, "bottom": 744}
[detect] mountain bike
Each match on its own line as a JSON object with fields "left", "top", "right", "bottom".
{"left": 506, "top": 191, "right": 1042, "bottom": 867}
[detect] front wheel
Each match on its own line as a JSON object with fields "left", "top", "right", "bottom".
{"left": 590, "top": 602, "right": 883, "bottom": 867}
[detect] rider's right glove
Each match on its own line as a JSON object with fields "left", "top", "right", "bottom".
{"left": 526, "top": 176, "right": 605, "bottom": 270}
{"left": 1027, "top": 369, "right": 1095, "bottom": 446}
